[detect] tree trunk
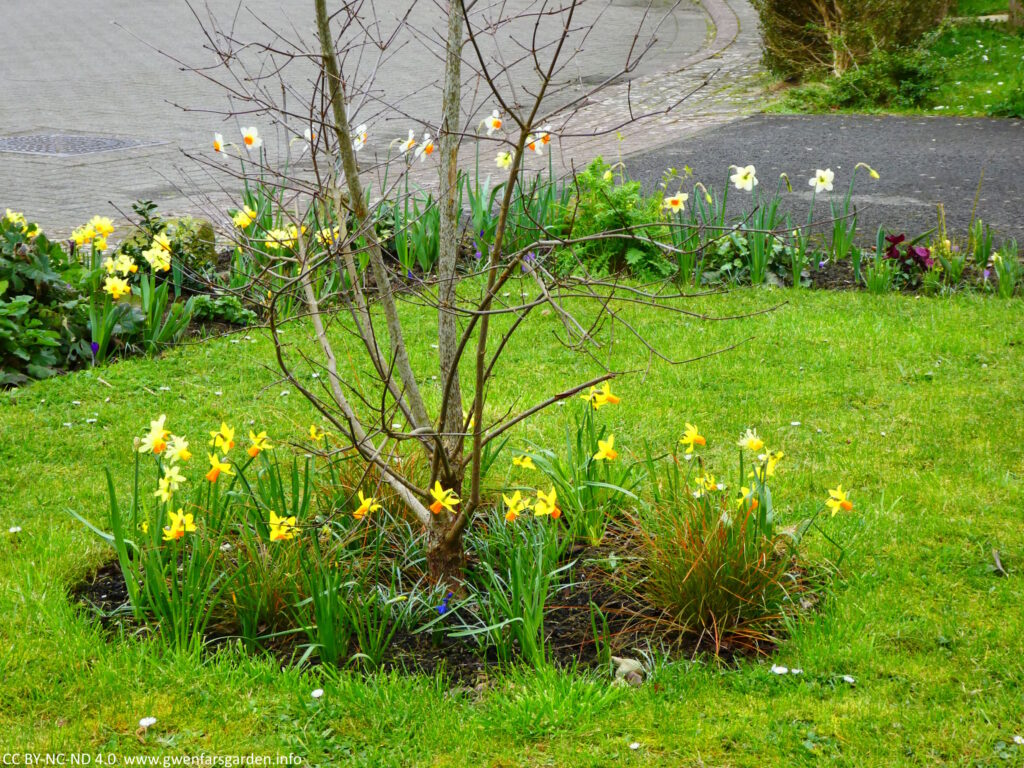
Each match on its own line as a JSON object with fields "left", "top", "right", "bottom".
{"left": 437, "top": 0, "right": 465, "bottom": 463}
{"left": 429, "top": 0, "right": 468, "bottom": 589}
{"left": 1010, "top": 0, "right": 1023, "bottom": 29}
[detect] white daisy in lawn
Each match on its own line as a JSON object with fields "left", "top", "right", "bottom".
{"left": 771, "top": 665, "right": 788, "bottom": 675}
{"left": 730, "top": 164, "right": 758, "bottom": 192}
{"left": 1013, "top": 735, "right": 1024, "bottom": 745}
{"left": 809, "top": 168, "right": 835, "bottom": 194}
{"left": 842, "top": 675, "right": 855, "bottom": 684}
{"left": 790, "top": 668, "right": 803, "bottom": 675}
{"left": 240, "top": 126, "right": 263, "bottom": 150}
{"left": 311, "top": 688, "right": 324, "bottom": 699}
{"left": 138, "top": 716, "right": 157, "bottom": 729}
{"left": 8, "top": 526, "right": 21, "bottom": 534}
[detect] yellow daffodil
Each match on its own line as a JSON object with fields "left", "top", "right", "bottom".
{"left": 663, "top": 193, "right": 688, "bottom": 213}
{"left": 71, "top": 223, "right": 96, "bottom": 247}
{"left": 679, "top": 423, "right": 706, "bottom": 454}
{"left": 414, "top": 132, "right": 435, "bottom": 162}
{"left": 103, "top": 257, "right": 117, "bottom": 275}
{"left": 141, "top": 247, "right": 170, "bottom": 272}
{"left": 89, "top": 216, "right": 115, "bottom": 238}
{"left": 495, "top": 151, "right": 512, "bottom": 170}
{"left": 232, "top": 205, "right": 256, "bottom": 229}
{"left": 113, "top": 253, "right": 137, "bottom": 276}
{"left": 826, "top": 485, "right": 853, "bottom": 516}
{"left": 205, "top": 453, "right": 234, "bottom": 483}
{"left": 809, "top": 168, "right": 835, "bottom": 194}
{"left": 152, "top": 233, "right": 172, "bottom": 253}
{"left": 240, "top": 126, "right": 263, "bottom": 150}
{"left": 753, "top": 450, "right": 784, "bottom": 479}
{"left": 309, "top": 424, "right": 326, "bottom": 441}
{"left": 580, "top": 381, "right": 620, "bottom": 410}
{"left": 856, "top": 162, "right": 880, "bottom": 180}
{"left": 352, "top": 124, "right": 368, "bottom": 152}
{"left": 103, "top": 276, "right": 131, "bottom": 300}
{"left": 737, "top": 485, "right": 759, "bottom": 511}
{"left": 213, "top": 132, "right": 224, "bottom": 153}
{"left": 502, "top": 491, "right": 530, "bottom": 523}
{"left": 484, "top": 109, "right": 503, "bottom": 136}
{"left": 729, "top": 164, "right": 758, "bottom": 192}
{"left": 268, "top": 510, "right": 297, "bottom": 541}
{"left": 512, "top": 455, "right": 536, "bottom": 471}
{"left": 264, "top": 228, "right": 294, "bottom": 251}
{"left": 247, "top": 430, "right": 272, "bottom": 458}
{"left": 428, "top": 481, "right": 460, "bottom": 515}
{"left": 399, "top": 129, "right": 417, "bottom": 155}
{"left": 4, "top": 209, "right": 27, "bottom": 229}
{"left": 316, "top": 226, "right": 340, "bottom": 246}
{"left": 353, "top": 491, "right": 381, "bottom": 521}
{"left": 737, "top": 428, "right": 764, "bottom": 452}
{"left": 154, "top": 466, "right": 186, "bottom": 503}
{"left": 161, "top": 509, "right": 196, "bottom": 541}
{"left": 166, "top": 435, "right": 192, "bottom": 463}
{"left": 140, "top": 415, "right": 170, "bottom": 454}
{"left": 593, "top": 434, "right": 618, "bottom": 461}
{"left": 209, "top": 422, "right": 235, "bottom": 453}
{"left": 694, "top": 473, "right": 724, "bottom": 497}
{"left": 533, "top": 487, "right": 561, "bottom": 519}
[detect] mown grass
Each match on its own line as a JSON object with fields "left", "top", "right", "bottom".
{"left": 1, "top": 287, "right": 1023, "bottom": 765}
{"left": 956, "top": 0, "right": 1008, "bottom": 16}
{"left": 771, "top": 20, "right": 1024, "bottom": 118}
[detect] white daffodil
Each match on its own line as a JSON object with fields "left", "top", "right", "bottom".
{"left": 484, "top": 109, "right": 502, "bottom": 136}
{"left": 240, "top": 126, "right": 262, "bottom": 150}
{"left": 352, "top": 124, "right": 368, "bottom": 152}
{"left": 414, "top": 132, "right": 435, "bottom": 162}
{"left": 212, "top": 133, "right": 224, "bottom": 153}
{"left": 399, "top": 129, "right": 417, "bottom": 155}
{"left": 730, "top": 164, "right": 758, "bottom": 192}
{"left": 809, "top": 168, "right": 835, "bottom": 193}
{"left": 303, "top": 127, "right": 316, "bottom": 146}
{"left": 495, "top": 151, "right": 512, "bottom": 170}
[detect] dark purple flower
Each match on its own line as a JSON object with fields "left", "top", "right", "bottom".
{"left": 406, "top": 269, "right": 414, "bottom": 280}
{"left": 818, "top": 259, "right": 828, "bottom": 269}
{"left": 436, "top": 591, "right": 454, "bottom": 615}
{"left": 521, "top": 251, "right": 537, "bottom": 273}
{"left": 90, "top": 341, "right": 99, "bottom": 354}
{"left": 473, "top": 241, "right": 483, "bottom": 260}
{"left": 909, "top": 245, "right": 933, "bottom": 270}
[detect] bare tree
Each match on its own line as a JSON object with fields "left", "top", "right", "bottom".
{"left": 181, "top": 0, "right": 759, "bottom": 584}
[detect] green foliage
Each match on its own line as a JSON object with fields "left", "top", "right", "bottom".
{"left": 0, "top": 214, "right": 89, "bottom": 384}
{"left": 780, "top": 47, "right": 944, "bottom": 112}
{"left": 753, "top": 0, "right": 951, "bottom": 81}
{"left": 190, "top": 293, "right": 258, "bottom": 326}
{"left": 558, "top": 158, "right": 671, "bottom": 280}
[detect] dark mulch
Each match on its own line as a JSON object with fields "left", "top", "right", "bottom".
{"left": 69, "top": 546, "right": 780, "bottom": 683}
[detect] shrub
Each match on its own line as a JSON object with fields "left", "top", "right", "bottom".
{"left": 753, "top": 0, "right": 951, "bottom": 80}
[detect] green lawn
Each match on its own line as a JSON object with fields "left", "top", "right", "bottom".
{"left": 956, "top": 0, "right": 1008, "bottom": 16}
{"left": 2, "top": 288, "right": 1023, "bottom": 765}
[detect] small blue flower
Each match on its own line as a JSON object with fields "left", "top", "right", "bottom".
{"left": 436, "top": 591, "right": 454, "bottom": 615}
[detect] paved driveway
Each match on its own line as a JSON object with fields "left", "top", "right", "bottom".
{"left": 0, "top": 0, "right": 709, "bottom": 232}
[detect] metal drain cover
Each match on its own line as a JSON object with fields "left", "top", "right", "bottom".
{"left": 0, "top": 133, "right": 165, "bottom": 157}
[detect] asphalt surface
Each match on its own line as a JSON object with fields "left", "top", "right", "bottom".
{"left": 629, "top": 113, "right": 1024, "bottom": 244}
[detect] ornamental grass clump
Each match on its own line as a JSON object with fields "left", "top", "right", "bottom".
{"left": 636, "top": 427, "right": 848, "bottom": 654}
